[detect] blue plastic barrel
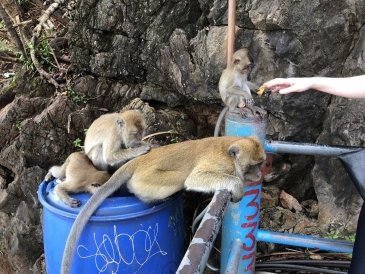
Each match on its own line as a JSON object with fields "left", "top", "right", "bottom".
{"left": 38, "top": 180, "right": 184, "bottom": 274}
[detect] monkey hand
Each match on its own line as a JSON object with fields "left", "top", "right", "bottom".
{"left": 128, "top": 140, "right": 149, "bottom": 148}
{"left": 68, "top": 198, "right": 81, "bottom": 208}
{"left": 133, "top": 144, "right": 151, "bottom": 155}
{"left": 231, "top": 183, "right": 244, "bottom": 203}
{"left": 44, "top": 172, "right": 54, "bottom": 182}
{"left": 250, "top": 105, "right": 267, "bottom": 119}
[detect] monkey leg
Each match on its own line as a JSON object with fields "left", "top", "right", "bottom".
{"left": 247, "top": 105, "right": 267, "bottom": 119}
{"left": 237, "top": 106, "right": 255, "bottom": 118}
{"left": 184, "top": 169, "right": 244, "bottom": 202}
{"left": 45, "top": 165, "right": 66, "bottom": 181}
{"left": 54, "top": 182, "right": 82, "bottom": 207}
{"left": 86, "top": 184, "right": 102, "bottom": 194}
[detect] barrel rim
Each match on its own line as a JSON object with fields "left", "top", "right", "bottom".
{"left": 37, "top": 181, "right": 181, "bottom": 221}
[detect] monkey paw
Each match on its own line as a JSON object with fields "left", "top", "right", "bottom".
{"left": 44, "top": 172, "right": 54, "bottom": 182}
{"left": 231, "top": 186, "right": 244, "bottom": 203}
{"left": 251, "top": 106, "right": 267, "bottom": 119}
{"left": 128, "top": 141, "right": 144, "bottom": 148}
{"left": 231, "top": 195, "right": 244, "bottom": 203}
{"left": 137, "top": 145, "right": 151, "bottom": 154}
{"left": 69, "top": 198, "right": 81, "bottom": 208}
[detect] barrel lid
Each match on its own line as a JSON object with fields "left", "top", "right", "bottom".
{"left": 38, "top": 180, "right": 176, "bottom": 221}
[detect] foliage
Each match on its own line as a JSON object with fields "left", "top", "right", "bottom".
{"left": 38, "top": 39, "right": 54, "bottom": 71}
{"left": 18, "top": 52, "right": 34, "bottom": 70}
{"left": 66, "top": 87, "right": 87, "bottom": 104}
{"left": 0, "top": 0, "right": 70, "bottom": 89}
{"left": 15, "top": 121, "right": 22, "bottom": 130}
{"left": 325, "top": 228, "right": 356, "bottom": 243}
{"left": 73, "top": 137, "right": 83, "bottom": 148}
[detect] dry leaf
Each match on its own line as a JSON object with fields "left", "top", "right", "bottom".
{"left": 280, "top": 190, "right": 302, "bottom": 213}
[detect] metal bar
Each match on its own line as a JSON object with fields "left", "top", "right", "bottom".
{"left": 227, "top": 0, "right": 236, "bottom": 66}
{"left": 265, "top": 140, "right": 361, "bottom": 156}
{"left": 257, "top": 229, "right": 353, "bottom": 253}
{"left": 176, "top": 190, "right": 231, "bottom": 274}
{"left": 224, "top": 239, "right": 242, "bottom": 274}
{"left": 222, "top": 114, "right": 267, "bottom": 274}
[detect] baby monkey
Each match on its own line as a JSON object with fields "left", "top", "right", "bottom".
{"left": 215, "top": 49, "right": 266, "bottom": 136}
{"left": 45, "top": 151, "right": 111, "bottom": 207}
{"left": 219, "top": 48, "right": 257, "bottom": 110}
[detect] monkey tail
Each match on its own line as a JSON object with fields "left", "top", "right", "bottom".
{"left": 60, "top": 166, "right": 132, "bottom": 274}
{"left": 214, "top": 106, "right": 228, "bottom": 137}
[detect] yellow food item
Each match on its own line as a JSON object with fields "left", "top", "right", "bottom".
{"left": 256, "top": 84, "right": 267, "bottom": 96}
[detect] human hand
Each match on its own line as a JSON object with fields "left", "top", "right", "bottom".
{"left": 264, "top": 78, "right": 314, "bottom": 94}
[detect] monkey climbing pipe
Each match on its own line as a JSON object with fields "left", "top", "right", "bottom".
{"left": 177, "top": 111, "right": 358, "bottom": 274}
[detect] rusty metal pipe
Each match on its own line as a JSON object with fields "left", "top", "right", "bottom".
{"left": 227, "top": 0, "right": 236, "bottom": 66}
{"left": 176, "top": 190, "right": 231, "bottom": 274}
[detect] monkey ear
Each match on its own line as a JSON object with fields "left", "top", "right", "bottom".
{"left": 234, "top": 58, "right": 240, "bottom": 65}
{"left": 116, "top": 118, "right": 125, "bottom": 128}
{"left": 228, "top": 145, "right": 240, "bottom": 158}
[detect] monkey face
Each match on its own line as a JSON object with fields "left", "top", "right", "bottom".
{"left": 228, "top": 137, "right": 266, "bottom": 183}
{"left": 116, "top": 113, "right": 146, "bottom": 148}
{"left": 243, "top": 162, "right": 265, "bottom": 182}
{"left": 124, "top": 128, "right": 144, "bottom": 148}
{"left": 232, "top": 48, "right": 254, "bottom": 75}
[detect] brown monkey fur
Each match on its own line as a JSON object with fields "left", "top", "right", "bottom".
{"left": 219, "top": 48, "right": 257, "bottom": 110}
{"left": 84, "top": 109, "right": 150, "bottom": 172}
{"left": 215, "top": 49, "right": 266, "bottom": 136}
{"left": 61, "top": 136, "right": 266, "bottom": 273}
{"left": 45, "top": 152, "right": 111, "bottom": 207}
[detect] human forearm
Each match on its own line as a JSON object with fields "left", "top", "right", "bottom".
{"left": 265, "top": 75, "right": 365, "bottom": 98}
{"left": 310, "top": 76, "right": 365, "bottom": 98}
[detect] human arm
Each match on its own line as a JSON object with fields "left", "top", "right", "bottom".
{"left": 264, "top": 75, "right": 365, "bottom": 98}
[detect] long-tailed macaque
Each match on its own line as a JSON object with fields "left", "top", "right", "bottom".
{"left": 219, "top": 48, "right": 257, "bottom": 110}
{"left": 45, "top": 152, "right": 111, "bottom": 207}
{"left": 215, "top": 49, "right": 266, "bottom": 136}
{"left": 84, "top": 109, "right": 150, "bottom": 172}
{"left": 61, "top": 136, "right": 266, "bottom": 273}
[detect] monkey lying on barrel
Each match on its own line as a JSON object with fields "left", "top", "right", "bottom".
{"left": 45, "top": 152, "right": 111, "bottom": 207}
{"left": 61, "top": 136, "right": 266, "bottom": 274}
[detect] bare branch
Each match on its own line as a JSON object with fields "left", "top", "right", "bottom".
{"left": 29, "top": 0, "right": 67, "bottom": 89}
{"left": 0, "top": 4, "right": 25, "bottom": 54}
{"left": 0, "top": 52, "right": 20, "bottom": 63}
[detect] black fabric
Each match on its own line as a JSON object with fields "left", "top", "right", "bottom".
{"left": 338, "top": 149, "right": 365, "bottom": 200}
{"left": 349, "top": 202, "right": 365, "bottom": 274}
{"left": 338, "top": 149, "right": 365, "bottom": 274}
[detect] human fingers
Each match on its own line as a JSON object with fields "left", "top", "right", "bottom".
{"left": 264, "top": 78, "right": 292, "bottom": 89}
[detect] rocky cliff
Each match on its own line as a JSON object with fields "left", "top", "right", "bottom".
{"left": 0, "top": 0, "right": 365, "bottom": 272}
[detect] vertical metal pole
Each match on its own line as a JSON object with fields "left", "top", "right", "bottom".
{"left": 221, "top": 112, "right": 267, "bottom": 274}
{"left": 227, "top": 0, "right": 236, "bottom": 67}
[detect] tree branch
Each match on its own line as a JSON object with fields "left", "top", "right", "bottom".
{"left": 29, "top": 0, "right": 66, "bottom": 89}
{"left": 0, "top": 4, "right": 25, "bottom": 54}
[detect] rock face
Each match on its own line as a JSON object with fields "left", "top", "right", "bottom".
{"left": 1, "top": 0, "right": 365, "bottom": 272}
